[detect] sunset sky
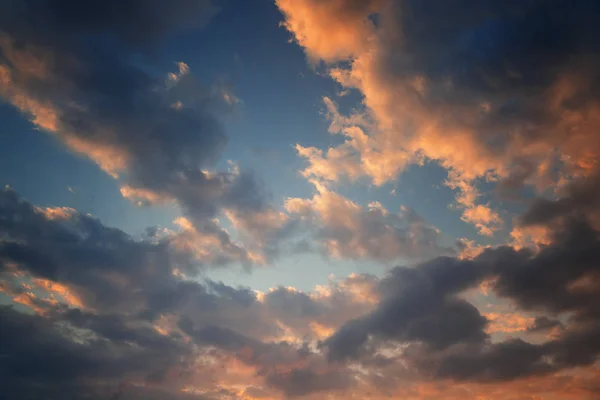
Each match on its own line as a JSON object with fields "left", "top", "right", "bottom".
{"left": 1, "top": 1, "right": 600, "bottom": 399}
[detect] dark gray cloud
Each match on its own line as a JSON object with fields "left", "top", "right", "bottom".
{"left": 433, "top": 339, "right": 551, "bottom": 382}
{"left": 0, "top": 185, "right": 280, "bottom": 338}
{"left": 385, "top": 0, "right": 600, "bottom": 205}
{"left": 265, "top": 366, "right": 353, "bottom": 398}
{"left": 2, "top": 188, "right": 600, "bottom": 397}
{"left": 0, "top": 0, "right": 272, "bottom": 236}
{"left": 7, "top": 179, "right": 596, "bottom": 395}
{"left": 527, "top": 316, "right": 563, "bottom": 333}
{"left": 430, "top": 320, "right": 600, "bottom": 382}
{"left": 324, "top": 214, "right": 600, "bottom": 382}
{"left": 263, "top": 287, "right": 322, "bottom": 319}
{"left": 260, "top": 282, "right": 378, "bottom": 340}
{"left": 389, "top": 1, "right": 599, "bottom": 84}
{"left": 381, "top": 0, "right": 600, "bottom": 129}
{"left": 325, "top": 256, "right": 490, "bottom": 361}
{"left": 495, "top": 159, "right": 536, "bottom": 200}
{"left": 521, "top": 173, "right": 600, "bottom": 226}
{"left": 2, "top": 1, "right": 600, "bottom": 397}
{"left": 0, "top": 187, "right": 370, "bottom": 398}
{"left": 491, "top": 216, "right": 600, "bottom": 314}
{"left": 0, "top": 184, "right": 267, "bottom": 317}
{"left": 180, "top": 319, "right": 354, "bottom": 397}
{"left": 0, "top": 187, "right": 195, "bottom": 312}
{"left": 0, "top": 305, "right": 196, "bottom": 400}
{"left": 1, "top": 0, "right": 217, "bottom": 46}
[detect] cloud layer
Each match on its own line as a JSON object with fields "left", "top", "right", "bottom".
{"left": 1, "top": 0, "right": 599, "bottom": 398}
{"left": 2, "top": 187, "right": 600, "bottom": 398}
{"left": 279, "top": 0, "right": 600, "bottom": 236}
{"left": 0, "top": 0, "right": 278, "bottom": 260}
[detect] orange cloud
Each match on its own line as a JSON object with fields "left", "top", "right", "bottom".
{"left": 460, "top": 204, "right": 503, "bottom": 237}
{"left": 62, "top": 135, "right": 129, "bottom": 178}
{"left": 223, "top": 207, "right": 288, "bottom": 257}
{"left": 276, "top": 0, "right": 383, "bottom": 63}
{"left": 35, "top": 206, "right": 76, "bottom": 221}
{"left": 31, "top": 278, "right": 84, "bottom": 309}
{"left": 456, "top": 238, "right": 488, "bottom": 260}
{"left": 120, "top": 185, "right": 171, "bottom": 207}
{"left": 0, "top": 65, "right": 60, "bottom": 132}
{"left": 279, "top": 0, "right": 600, "bottom": 236}
{"left": 510, "top": 224, "right": 553, "bottom": 250}
{"left": 0, "top": 279, "right": 64, "bottom": 314}
{"left": 0, "top": 34, "right": 61, "bottom": 131}
{"left": 285, "top": 180, "right": 448, "bottom": 261}
{"left": 386, "top": 368, "right": 600, "bottom": 400}
{"left": 171, "top": 216, "right": 262, "bottom": 266}
{"left": 484, "top": 311, "right": 534, "bottom": 335}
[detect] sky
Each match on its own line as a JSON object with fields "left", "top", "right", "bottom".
{"left": 0, "top": 0, "right": 599, "bottom": 399}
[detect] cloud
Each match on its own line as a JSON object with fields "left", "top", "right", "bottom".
{"left": 521, "top": 172, "right": 600, "bottom": 227}
{"left": 261, "top": 276, "right": 378, "bottom": 341}
{"left": 2, "top": 1, "right": 600, "bottom": 398}
{"left": 171, "top": 216, "right": 264, "bottom": 267}
{"left": 285, "top": 180, "right": 453, "bottom": 262}
{"left": 325, "top": 256, "right": 489, "bottom": 361}
{"left": 483, "top": 311, "right": 533, "bottom": 335}
{"left": 276, "top": 0, "right": 383, "bottom": 63}
{"left": 0, "top": 187, "right": 386, "bottom": 398}
{"left": 279, "top": 0, "right": 600, "bottom": 235}
{"left": 323, "top": 214, "right": 600, "bottom": 382}
{"left": 295, "top": 97, "right": 409, "bottom": 186}
{"left": 179, "top": 319, "right": 355, "bottom": 397}
{"left": 2, "top": 185, "right": 600, "bottom": 398}
{"left": 0, "top": 305, "right": 195, "bottom": 400}
{"left": 460, "top": 204, "right": 503, "bottom": 237}
{"left": 0, "top": 0, "right": 276, "bottom": 256}
{"left": 0, "top": 187, "right": 264, "bottom": 315}
{"left": 527, "top": 316, "right": 563, "bottom": 333}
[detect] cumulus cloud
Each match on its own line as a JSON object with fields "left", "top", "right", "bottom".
{"left": 0, "top": 188, "right": 379, "bottom": 399}
{"left": 521, "top": 171, "right": 600, "bottom": 227}
{"left": 277, "top": 0, "right": 384, "bottom": 63}
{"left": 323, "top": 214, "right": 600, "bottom": 383}
{"left": 0, "top": 305, "right": 201, "bottom": 400}
{"left": 2, "top": 185, "right": 600, "bottom": 398}
{"left": 285, "top": 180, "right": 452, "bottom": 262}
{"left": 527, "top": 316, "right": 563, "bottom": 333}
{"left": 0, "top": 0, "right": 280, "bottom": 264}
{"left": 2, "top": 1, "right": 600, "bottom": 398}
{"left": 0, "top": 187, "right": 260, "bottom": 313}
{"left": 279, "top": 0, "right": 600, "bottom": 236}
